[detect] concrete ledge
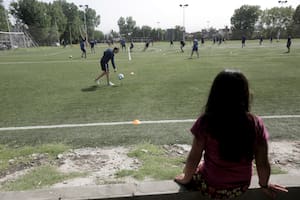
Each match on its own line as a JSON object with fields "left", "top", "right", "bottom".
{"left": 0, "top": 174, "right": 299, "bottom": 200}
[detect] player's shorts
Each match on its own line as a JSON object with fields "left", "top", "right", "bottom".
{"left": 192, "top": 46, "right": 198, "bottom": 51}
{"left": 100, "top": 61, "right": 109, "bottom": 72}
{"left": 81, "top": 47, "right": 86, "bottom": 53}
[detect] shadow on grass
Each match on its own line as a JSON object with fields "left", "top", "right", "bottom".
{"left": 81, "top": 85, "right": 99, "bottom": 92}
{"left": 81, "top": 85, "right": 120, "bottom": 92}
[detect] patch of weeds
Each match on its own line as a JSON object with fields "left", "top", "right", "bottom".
{"left": 271, "top": 166, "right": 287, "bottom": 174}
{"left": 252, "top": 163, "right": 287, "bottom": 175}
{"left": 116, "top": 143, "right": 185, "bottom": 180}
{"left": 1, "top": 165, "right": 84, "bottom": 191}
{"left": 0, "top": 143, "right": 70, "bottom": 176}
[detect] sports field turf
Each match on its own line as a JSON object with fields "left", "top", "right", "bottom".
{"left": 0, "top": 40, "right": 299, "bottom": 147}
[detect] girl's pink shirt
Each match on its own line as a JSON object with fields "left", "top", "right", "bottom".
{"left": 190, "top": 115, "right": 269, "bottom": 189}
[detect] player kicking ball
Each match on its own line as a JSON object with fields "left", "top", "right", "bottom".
{"left": 94, "top": 47, "right": 119, "bottom": 86}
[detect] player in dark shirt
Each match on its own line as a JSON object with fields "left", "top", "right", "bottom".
{"left": 143, "top": 40, "right": 150, "bottom": 51}
{"left": 130, "top": 41, "right": 134, "bottom": 52}
{"left": 90, "top": 40, "right": 96, "bottom": 54}
{"left": 120, "top": 39, "right": 126, "bottom": 51}
{"left": 180, "top": 40, "right": 185, "bottom": 52}
{"left": 259, "top": 35, "right": 263, "bottom": 45}
{"left": 242, "top": 36, "right": 246, "bottom": 48}
{"left": 94, "top": 47, "right": 119, "bottom": 86}
{"left": 80, "top": 37, "right": 87, "bottom": 58}
{"left": 286, "top": 35, "right": 292, "bottom": 53}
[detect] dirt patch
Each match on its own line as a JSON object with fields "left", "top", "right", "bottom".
{"left": 269, "top": 141, "right": 300, "bottom": 174}
{"left": 53, "top": 146, "right": 141, "bottom": 187}
{"left": 0, "top": 141, "right": 299, "bottom": 189}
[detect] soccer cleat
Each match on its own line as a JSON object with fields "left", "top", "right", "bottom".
{"left": 108, "top": 82, "right": 115, "bottom": 86}
{"left": 95, "top": 80, "right": 100, "bottom": 85}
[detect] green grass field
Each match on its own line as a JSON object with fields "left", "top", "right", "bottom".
{"left": 0, "top": 40, "right": 299, "bottom": 148}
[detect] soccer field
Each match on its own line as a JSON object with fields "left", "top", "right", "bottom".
{"left": 0, "top": 40, "right": 299, "bottom": 147}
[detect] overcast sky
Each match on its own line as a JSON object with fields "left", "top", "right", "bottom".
{"left": 3, "top": 0, "right": 300, "bottom": 33}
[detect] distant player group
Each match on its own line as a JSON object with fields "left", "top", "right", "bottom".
{"left": 77, "top": 34, "right": 293, "bottom": 87}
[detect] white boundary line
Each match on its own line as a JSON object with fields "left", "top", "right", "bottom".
{"left": 128, "top": 47, "right": 132, "bottom": 60}
{"left": 0, "top": 115, "right": 300, "bottom": 132}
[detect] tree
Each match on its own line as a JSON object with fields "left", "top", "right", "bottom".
{"left": 49, "top": 1, "right": 67, "bottom": 34}
{"left": 85, "top": 7, "right": 100, "bottom": 40}
{"left": 126, "top": 16, "right": 136, "bottom": 35}
{"left": 93, "top": 30, "right": 104, "bottom": 41}
{"left": 117, "top": 17, "right": 126, "bottom": 36}
{"left": 108, "top": 29, "right": 119, "bottom": 40}
{"left": 10, "top": 0, "right": 51, "bottom": 44}
{"left": 291, "top": 4, "right": 300, "bottom": 37}
{"left": 259, "top": 6, "right": 294, "bottom": 39}
{"left": 230, "top": 5, "right": 261, "bottom": 39}
{"left": 117, "top": 16, "right": 136, "bottom": 38}
{"left": 0, "top": 0, "right": 8, "bottom": 31}
{"left": 141, "top": 25, "right": 152, "bottom": 38}
{"left": 60, "top": 1, "right": 81, "bottom": 44}
{"left": 293, "top": 5, "right": 300, "bottom": 24}
{"left": 131, "top": 26, "right": 142, "bottom": 38}
{"left": 9, "top": 0, "right": 101, "bottom": 45}
{"left": 47, "top": 1, "right": 67, "bottom": 44}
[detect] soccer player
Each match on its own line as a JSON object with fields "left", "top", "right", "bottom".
{"left": 143, "top": 40, "right": 150, "bottom": 51}
{"left": 190, "top": 39, "right": 199, "bottom": 58}
{"left": 120, "top": 39, "right": 126, "bottom": 51}
{"left": 259, "top": 35, "right": 263, "bottom": 45}
{"left": 170, "top": 40, "right": 174, "bottom": 46}
{"left": 286, "top": 35, "right": 292, "bottom": 53}
{"left": 130, "top": 41, "right": 134, "bottom": 52}
{"left": 90, "top": 40, "right": 96, "bottom": 54}
{"left": 242, "top": 35, "right": 246, "bottom": 48}
{"left": 180, "top": 40, "right": 185, "bottom": 52}
{"left": 94, "top": 47, "right": 119, "bottom": 86}
{"left": 80, "top": 36, "right": 87, "bottom": 58}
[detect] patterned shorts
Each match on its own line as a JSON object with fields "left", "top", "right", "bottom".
{"left": 187, "top": 173, "right": 248, "bottom": 200}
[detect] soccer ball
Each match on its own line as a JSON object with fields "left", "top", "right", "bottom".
{"left": 69, "top": 55, "right": 72, "bottom": 59}
{"left": 118, "top": 73, "right": 124, "bottom": 80}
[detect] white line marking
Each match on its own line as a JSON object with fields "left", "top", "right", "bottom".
{"left": 0, "top": 58, "right": 131, "bottom": 65}
{"left": 128, "top": 47, "right": 131, "bottom": 61}
{"left": 260, "top": 115, "right": 300, "bottom": 119}
{"left": 0, "top": 115, "right": 299, "bottom": 132}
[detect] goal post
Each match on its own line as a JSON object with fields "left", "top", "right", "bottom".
{"left": 0, "top": 31, "right": 38, "bottom": 49}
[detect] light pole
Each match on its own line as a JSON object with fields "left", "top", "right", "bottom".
{"left": 277, "top": 1, "right": 288, "bottom": 41}
{"left": 278, "top": 0, "right": 288, "bottom": 4}
{"left": 79, "top": 4, "right": 88, "bottom": 42}
{"left": 157, "top": 21, "right": 160, "bottom": 41}
{"left": 179, "top": 4, "right": 188, "bottom": 41}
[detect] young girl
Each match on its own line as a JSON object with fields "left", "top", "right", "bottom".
{"left": 175, "top": 70, "right": 287, "bottom": 199}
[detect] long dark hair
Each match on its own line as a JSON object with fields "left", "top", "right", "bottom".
{"left": 202, "top": 70, "right": 255, "bottom": 162}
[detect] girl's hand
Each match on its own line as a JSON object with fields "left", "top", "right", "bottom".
{"left": 262, "top": 183, "right": 288, "bottom": 199}
{"left": 174, "top": 173, "right": 191, "bottom": 185}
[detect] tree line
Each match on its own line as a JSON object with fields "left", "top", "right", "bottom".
{"left": 231, "top": 5, "right": 300, "bottom": 40}
{"left": 117, "top": 5, "right": 300, "bottom": 41}
{"left": 0, "top": 1, "right": 299, "bottom": 45}
{"left": 1, "top": 0, "right": 101, "bottom": 45}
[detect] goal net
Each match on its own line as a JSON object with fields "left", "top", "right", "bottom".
{"left": 0, "top": 31, "right": 38, "bottom": 49}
